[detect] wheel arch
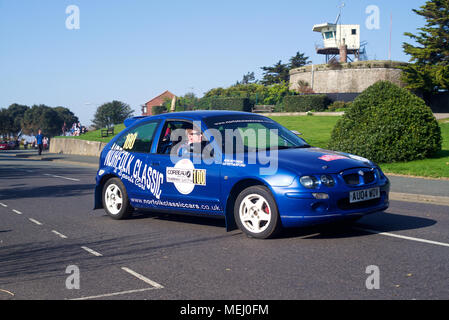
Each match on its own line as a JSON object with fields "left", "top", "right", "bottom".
{"left": 224, "top": 178, "right": 275, "bottom": 232}
{"left": 94, "top": 173, "right": 119, "bottom": 210}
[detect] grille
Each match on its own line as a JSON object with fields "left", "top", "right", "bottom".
{"left": 343, "top": 173, "right": 360, "bottom": 185}
{"left": 363, "top": 171, "right": 375, "bottom": 184}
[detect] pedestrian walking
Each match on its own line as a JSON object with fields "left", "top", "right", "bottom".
{"left": 35, "top": 129, "right": 44, "bottom": 155}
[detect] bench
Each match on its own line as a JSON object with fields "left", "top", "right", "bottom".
{"left": 252, "top": 105, "right": 274, "bottom": 113}
{"left": 101, "top": 127, "right": 114, "bottom": 138}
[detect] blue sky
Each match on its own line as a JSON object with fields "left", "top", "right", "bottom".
{"left": 0, "top": 0, "right": 426, "bottom": 125}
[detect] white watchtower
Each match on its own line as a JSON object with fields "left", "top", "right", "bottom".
{"left": 313, "top": 23, "right": 361, "bottom": 63}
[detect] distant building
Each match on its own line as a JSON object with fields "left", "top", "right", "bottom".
{"left": 313, "top": 23, "right": 363, "bottom": 63}
{"left": 142, "top": 90, "right": 176, "bottom": 116}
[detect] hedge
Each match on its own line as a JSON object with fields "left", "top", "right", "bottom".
{"left": 284, "top": 95, "right": 331, "bottom": 112}
{"left": 152, "top": 105, "right": 167, "bottom": 115}
{"left": 196, "top": 97, "right": 254, "bottom": 112}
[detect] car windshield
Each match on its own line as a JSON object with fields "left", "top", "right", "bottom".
{"left": 203, "top": 115, "right": 310, "bottom": 154}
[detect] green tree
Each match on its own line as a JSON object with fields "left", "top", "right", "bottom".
{"left": 22, "top": 105, "right": 63, "bottom": 137}
{"left": 0, "top": 109, "right": 13, "bottom": 137}
{"left": 402, "top": 0, "right": 449, "bottom": 100}
{"left": 54, "top": 106, "right": 79, "bottom": 127}
{"left": 6, "top": 103, "right": 29, "bottom": 135}
{"left": 237, "top": 72, "right": 257, "bottom": 85}
{"left": 260, "top": 61, "right": 290, "bottom": 85}
{"left": 289, "top": 52, "right": 310, "bottom": 69}
{"left": 175, "top": 92, "right": 199, "bottom": 111}
{"left": 92, "top": 100, "right": 134, "bottom": 129}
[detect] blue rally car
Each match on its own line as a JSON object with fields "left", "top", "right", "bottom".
{"left": 94, "top": 111, "right": 390, "bottom": 239}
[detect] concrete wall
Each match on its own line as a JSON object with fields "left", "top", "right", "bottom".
{"left": 50, "top": 138, "right": 107, "bottom": 157}
{"left": 290, "top": 61, "right": 406, "bottom": 94}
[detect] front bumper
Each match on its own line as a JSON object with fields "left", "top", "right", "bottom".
{"left": 273, "top": 180, "right": 390, "bottom": 228}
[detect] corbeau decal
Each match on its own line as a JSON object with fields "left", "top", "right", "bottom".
{"left": 166, "top": 159, "right": 206, "bottom": 195}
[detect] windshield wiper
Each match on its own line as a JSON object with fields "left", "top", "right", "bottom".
{"left": 277, "top": 145, "right": 311, "bottom": 150}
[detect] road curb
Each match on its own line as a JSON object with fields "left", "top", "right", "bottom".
{"left": 385, "top": 172, "right": 449, "bottom": 181}
{"left": 390, "top": 192, "right": 449, "bottom": 207}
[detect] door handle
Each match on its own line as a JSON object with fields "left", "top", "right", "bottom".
{"left": 151, "top": 161, "right": 160, "bottom": 166}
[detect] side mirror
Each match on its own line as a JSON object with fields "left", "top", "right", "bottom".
{"left": 291, "top": 130, "right": 302, "bottom": 136}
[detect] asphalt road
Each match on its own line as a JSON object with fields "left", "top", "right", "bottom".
{"left": 0, "top": 157, "right": 448, "bottom": 301}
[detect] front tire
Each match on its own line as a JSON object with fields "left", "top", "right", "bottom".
{"left": 102, "top": 178, "right": 133, "bottom": 220}
{"left": 234, "top": 186, "right": 282, "bottom": 239}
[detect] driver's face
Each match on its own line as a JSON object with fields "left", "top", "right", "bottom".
{"left": 187, "top": 129, "right": 202, "bottom": 144}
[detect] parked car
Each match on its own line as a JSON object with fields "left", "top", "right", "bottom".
{"left": 7, "top": 140, "right": 19, "bottom": 150}
{"left": 0, "top": 141, "right": 9, "bottom": 150}
{"left": 94, "top": 111, "right": 390, "bottom": 239}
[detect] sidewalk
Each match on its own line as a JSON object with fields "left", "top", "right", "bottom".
{"left": 10, "top": 150, "right": 99, "bottom": 168}
{"left": 10, "top": 150, "right": 449, "bottom": 207}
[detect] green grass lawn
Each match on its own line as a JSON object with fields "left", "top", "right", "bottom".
{"left": 62, "top": 116, "right": 449, "bottom": 179}
{"left": 56, "top": 124, "right": 126, "bottom": 143}
{"left": 270, "top": 116, "right": 340, "bottom": 149}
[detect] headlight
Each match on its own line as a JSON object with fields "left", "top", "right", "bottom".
{"left": 300, "top": 176, "right": 319, "bottom": 189}
{"left": 320, "top": 175, "right": 335, "bottom": 187}
{"left": 375, "top": 167, "right": 386, "bottom": 179}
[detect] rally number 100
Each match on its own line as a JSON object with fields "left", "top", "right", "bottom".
{"left": 193, "top": 169, "right": 206, "bottom": 186}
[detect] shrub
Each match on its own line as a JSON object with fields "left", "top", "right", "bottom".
{"left": 196, "top": 97, "right": 254, "bottom": 112}
{"left": 284, "top": 95, "right": 331, "bottom": 112}
{"left": 328, "top": 81, "right": 442, "bottom": 163}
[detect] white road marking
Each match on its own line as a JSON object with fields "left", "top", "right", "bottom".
{"left": 121, "top": 267, "right": 164, "bottom": 289}
{"left": 52, "top": 230, "right": 68, "bottom": 239}
{"left": 43, "top": 174, "right": 80, "bottom": 182}
{"left": 354, "top": 227, "right": 449, "bottom": 248}
{"left": 0, "top": 203, "right": 7, "bottom": 208}
{"left": 12, "top": 209, "right": 22, "bottom": 215}
{"left": 28, "top": 218, "right": 43, "bottom": 226}
{"left": 70, "top": 287, "right": 158, "bottom": 300}
{"left": 81, "top": 246, "right": 103, "bottom": 257}
{"left": 0, "top": 289, "right": 15, "bottom": 297}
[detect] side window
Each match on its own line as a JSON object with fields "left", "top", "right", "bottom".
{"left": 115, "top": 121, "right": 159, "bottom": 153}
{"left": 156, "top": 120, "right": 208, "bottom": 155}
{"left": 156, "top": 121, "right": 192, "bottom": 155}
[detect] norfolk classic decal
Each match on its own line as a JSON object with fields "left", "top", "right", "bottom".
{"left": 104, "top": 144, "right": 164, "bottom": 199}
{"left": 166, "top": 159, "right": 206, "bottom": 195}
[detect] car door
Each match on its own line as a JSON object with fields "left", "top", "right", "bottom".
{"left": 148, "top": 119, "right": 223, "bottom": 215}
{"left": 110, "top": 120, "right": 163, "bottom": 207}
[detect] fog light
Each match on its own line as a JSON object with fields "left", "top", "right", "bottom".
{"left": 311, "top": 202, "right": 328, "bottom": 212}
{"left": 312, "top": 193, "right": 329, "bottom": 200}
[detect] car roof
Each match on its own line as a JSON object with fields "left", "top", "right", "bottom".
{"left": 126, "top": 111, "right": 266, "bottom": 127}
{"left": 153, "top": 110, "right": 258, "bottom": 120}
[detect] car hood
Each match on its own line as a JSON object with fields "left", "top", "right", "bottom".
{"left": 274, "top": 147, "right": 374, "bottom": 175}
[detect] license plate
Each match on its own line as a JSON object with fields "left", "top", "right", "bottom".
{"left": 350, "top": 188, "right": 380, "bottom": 204}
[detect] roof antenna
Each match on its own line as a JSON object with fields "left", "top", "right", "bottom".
{"left": 335, "top": 2, "right": 345, "bottom": 24}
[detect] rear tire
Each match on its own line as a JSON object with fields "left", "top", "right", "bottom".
{"left": 234, "top": 185, "right": 282, "bottom": 239}
{"left": 102, "top": 178, "right": 133, "bottom": 220}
